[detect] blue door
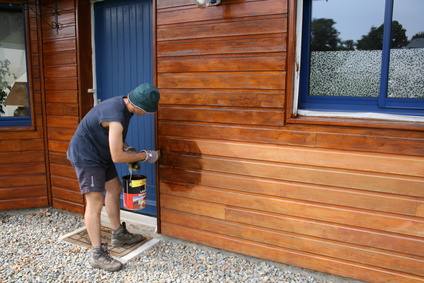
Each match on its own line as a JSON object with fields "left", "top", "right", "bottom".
{"left": 94, "top": 0, "right": 156, "bottom": 216}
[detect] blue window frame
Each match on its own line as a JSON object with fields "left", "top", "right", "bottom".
{"left": 0, "top": 3, "right": 31, "bottom": 127}
{"left": 299, "top": 0, "right": 424, "bottom": 117}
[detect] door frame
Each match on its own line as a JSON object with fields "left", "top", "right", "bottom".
{"left": 89, "top": 0, "right": 160, "bottom": 230}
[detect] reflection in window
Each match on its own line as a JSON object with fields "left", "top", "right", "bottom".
{"left": 388, "top": 0, "right": 424, "bottom": 99}
{"left": 309, "top": 0, "right": 385, "bottom": 98}
{"left": 299, "top": 0, "right": 424, "bottom": 116}
{"left": 0, "top": 6, "right": 30, "bottom": 121}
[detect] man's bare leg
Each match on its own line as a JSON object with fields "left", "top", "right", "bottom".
{"left": 84, "top": 192, "right": 104, "bottom": 248}
{"left": 105, "top": 177, "right": 122, "bottom": 230}
{"left": 105, "top": 176, "right": 144, "bottom": 246}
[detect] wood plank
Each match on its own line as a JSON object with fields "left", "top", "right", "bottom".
{"left": 52, "top": 187, "right": 83, "bottom": 204}
{"left": 44, "top": 65, "right": 77, "bottom": 78}
{"left": 158, "top": 122, "right": 316, "bottom": 146}
{"left": 42, "top": 9, "right": 75, "bottom": 26}
{"left": 43, "top": 52, "right": 76, "bottom": 66}
{"left": 0, "top": 163, "right": 46, "bottom": 177}
{"left": 50, "top": 164, "right": 78, "bottom": 179}
{"left": 162, "top": 209, "right": 424, "bottom": 277}
{"left": 0, "top": 130, "right": 42, "bottom": 140}
{"left": 0, "top": 186, "right": 47, "bottom": 199}
{"left": 20, "top": 139, "right": 45, "bottom": 151}
{"left": 52, "top": 199, "right": 84, "bottom": 214}
{"left": 0, "top": 198, "right": 48, "bottom": 210}
{"left": 44, "top": 77, "right": 78, "bottom": 91}
{"left": 157, "top": 0, "right": 191, "bottom": 9}
{"left": 158, "top": 35, "right": 286, "bottom": 57}
{"left": 159, "top": 71, "right": 285, "bottom": 90}
{"left": 159, "top": 89, "right": 284, "bottom": 108}
{"left": 301, "top": 122, "right": 424, "bottom": 140}
{"left": 46, "top": 103, "right": 79, "bottom": 116}
{"left": 41, "top": 0, "right": 75, "bottom": 13}
{"left": 42, "top": 38, "right": 76, "bottom": 54}
{"left": 51, "top": 176, "right": 79, "bottom": 193}
{"left": 47, "top": 117, "right": 79, "bottom": 129}
{"left": 157, "top": 0, "right": 287, "bottom": 25}
{"left": 316, "top": 132, "right": 424, "bottom": 157}
{"left": 0, "top": 140, "right": 28, "bottom": 153}
{"left": 159, "top": 137, "right": 424, "bottom": 177}
{"left": 160, "top": 194, "right": 226, "bottom": 220}
{"left": 160, "top": 153, "right": 424, "bottom": 198}
{"left": 0, "top": 151, "right": 45, "bottom": 165}
{"left": 0, "top": 175, "right": 47, "bottom": 189}
{"left": 160, "top": 167, "right": 420, "bottom": 217}
{"left": 158, "top": 53, "right": 286, "bottom": 72}
{"left": 45, "top": 91, "right": 78, "bottom": 104}
{"left": 48, "top": 141, "right": 70, "bottom": 154}
{"left": 157, "top": 16, "right": 287, "bottom": 41}
{"left": 48, "top": 128, "right": 75, "bottom": 141}
{"left": 49, "top": 152, "right": 72, "bottom": 166}
{"left": 417, "top": 200, "right": 424, "bottom": 218}
{"left": 159, "top": 107, "right": 285, "bottom": 126}
{"left": 42, "top": 24, "right": 76, "bottom": 40}
{"left": 226, "top": 206, "right": 424, "bottom": 258}
{"left": 160, "top": 183, "right": 424, "bottom": 238}
{"left": 157, "top": 121, "right": 424, "bottom": 159}
{"left": 160, "top": 223, "right": 424, "bottom": 283}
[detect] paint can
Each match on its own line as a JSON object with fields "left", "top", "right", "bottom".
{"left": 122, "top": 175, "right": 147, "bottom": 210}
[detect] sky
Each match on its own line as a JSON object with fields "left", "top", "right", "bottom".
{"left": 313, "top": 0, "right": 424, "bottom": 41}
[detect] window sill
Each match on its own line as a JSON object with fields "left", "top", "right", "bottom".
{"left": 288, "top": 110, "right": 424, "bottom": 131}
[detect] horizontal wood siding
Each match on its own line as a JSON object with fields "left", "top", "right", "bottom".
{"left": 156, "top": 0, "right": 424, "bottom": 282}
{"left": 0, "top": 5, "right": 48, "bottom": 210}
{"left": 41, "top": 0, "right": 86, "bottom": 214}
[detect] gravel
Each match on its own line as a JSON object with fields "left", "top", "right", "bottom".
{"left": 0, "top": 208, "right": 362, "bottom": 283}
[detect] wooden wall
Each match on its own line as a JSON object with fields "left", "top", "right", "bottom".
{"left": 2, "top": 0, "right": 424, "bottom": 282}
{"left": 156, "top": 0, "right": 424, "bottom": 282}
{"left": 40, "top": 0, "right": 91, "bottom": 214}
{"left": 0, "top": 0, "right": 87, "bottom": 214}
{"left": 0, "top": 3, "right": 49, "bottom": 210}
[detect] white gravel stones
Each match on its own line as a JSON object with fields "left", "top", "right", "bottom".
{"left": 0, "top": 208, "right": 361, "bottom": 283}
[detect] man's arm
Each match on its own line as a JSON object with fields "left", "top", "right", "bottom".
{"left": 105, "top": 121, "right": 147, "bottom": 163}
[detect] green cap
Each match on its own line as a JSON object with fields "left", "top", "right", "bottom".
{"left": 127, "top": 83, "right": 160, "bottom": 113}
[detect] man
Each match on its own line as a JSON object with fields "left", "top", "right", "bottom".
{"left": 67, "top": 83, "right": 160, "bottom": 271}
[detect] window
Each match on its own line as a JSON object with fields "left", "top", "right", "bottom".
{"left": 0, "top": 3, "right": 31, "bottom": 126}
{"left": 298, "top": 0, "right": 424, "bottom": 118}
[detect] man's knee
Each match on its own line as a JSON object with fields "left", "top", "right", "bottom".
{"left": 105, "top": 177, "right": 122, "bottom": 195}
{"left": 85, "top": 192, "right": 105, "bottom": 210}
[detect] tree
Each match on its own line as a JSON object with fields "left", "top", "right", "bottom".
{"left": 310, "top": 18, "right": 340, "bottom": 51}
{"left": 411, "top": 31, "right": 424, "bottom": 40}
{"left": 338, "top": 40, "right": 355, "bottom": 51}
{"left": 357, "top": 20, "right": 408, "bottom": 50}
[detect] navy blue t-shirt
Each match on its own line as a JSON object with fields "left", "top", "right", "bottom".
{"left": 67, "top": 96, "right": 133, "bottom": 167}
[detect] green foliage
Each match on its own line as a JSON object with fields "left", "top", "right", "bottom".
{"left": 411, "top": 31, "right": 424, "bottom": 40}
{"left": 356, "top": 21, "right": 409, "bottom": 50}
{"left": 310, "top": 18, "right": 340, "bottom": 51}
{"left": 311, "top": 19, "right": 410, "bottom": 51}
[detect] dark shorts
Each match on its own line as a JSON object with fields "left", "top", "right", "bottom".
{"left": 72, "top": 164, "right": 118, "bottom": 194}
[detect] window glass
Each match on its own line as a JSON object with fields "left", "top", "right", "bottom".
{"left": 0, "top": 7, "right": 30, "bottom": 121}
{"left": 309, "top": 0, "right": 385, "bottom": 98}
{"left": 299, "top": 0, "right": 424, "bottom": 116}
{"left": 388, "top": 0, "right": 424, "bottom": 99}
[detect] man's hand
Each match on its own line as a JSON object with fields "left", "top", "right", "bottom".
{"left": 124, "top": 146, "right": 140, "bottom": 172}
{"left": 141, "top": 150, "right": 160, "bottom": 164}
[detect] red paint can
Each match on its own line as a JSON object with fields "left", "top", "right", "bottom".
{"left": 122, "top": 175, "right": 147, "bottom": 210}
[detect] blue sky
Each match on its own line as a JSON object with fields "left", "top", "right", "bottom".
{"left": 313, "top": 0, "right": 424, "bottom": 41}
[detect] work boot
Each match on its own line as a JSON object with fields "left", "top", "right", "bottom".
{"left": 90, "top": 243, "right": 123, "bottom": 272}
{"left": 111, "top": 222, "right": 145, "bottom": 247}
